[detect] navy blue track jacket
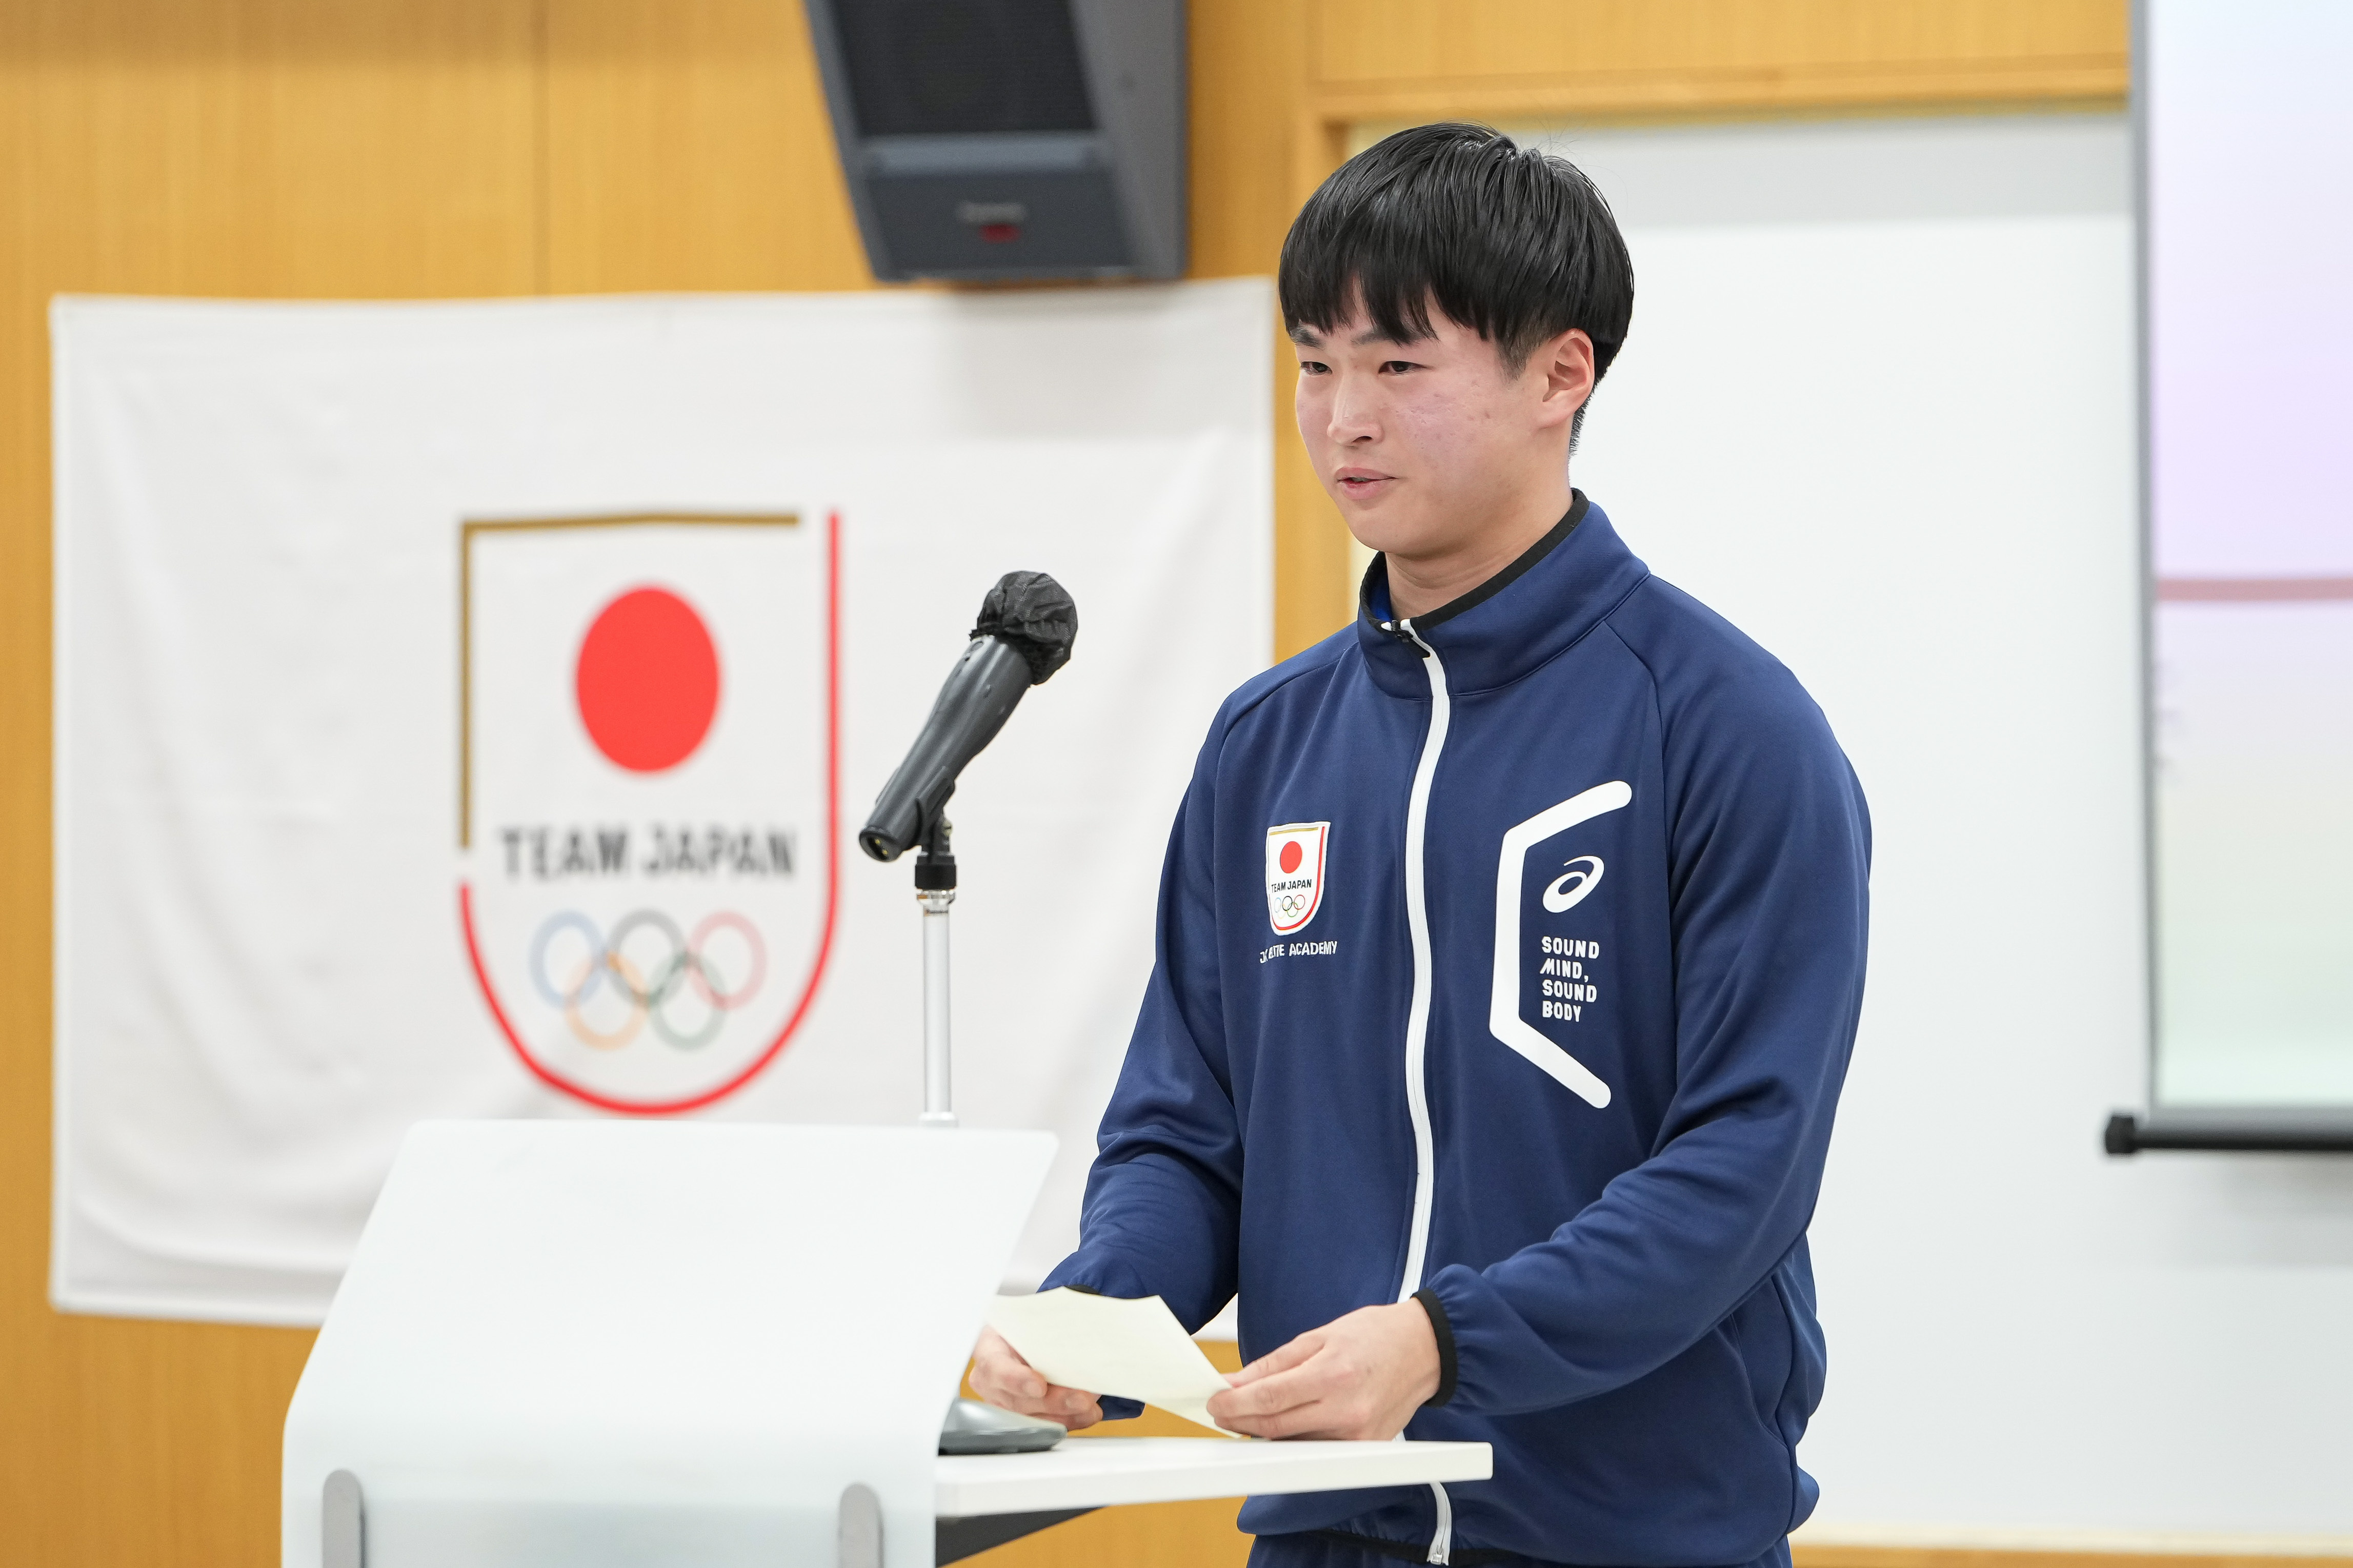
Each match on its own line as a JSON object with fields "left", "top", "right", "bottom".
{"left": 1042, "top": 494, "right": 1871, "bottom": 1566}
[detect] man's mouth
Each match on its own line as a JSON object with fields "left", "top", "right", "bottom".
{"left": 1335, "top": 468, "right": 1394, "bottom": 495}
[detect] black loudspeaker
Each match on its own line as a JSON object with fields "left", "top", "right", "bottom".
{"left": 802, "top": 0, "right": 1185, "bottom": 282}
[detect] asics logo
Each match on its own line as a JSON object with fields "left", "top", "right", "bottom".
{"left": 1542, "top": 856, "right": 1604, "bottom": 914}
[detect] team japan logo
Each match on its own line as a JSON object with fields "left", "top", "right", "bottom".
{"left": 457, "top": 512, "right": 838, "bottom": 1113}
{"left": 1265, "top": 821, "right": 1331, "bottom": 934}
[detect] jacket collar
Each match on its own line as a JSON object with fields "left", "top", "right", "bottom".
{"left": 1353, "top": 492, "right": 1651, "bottom": 698}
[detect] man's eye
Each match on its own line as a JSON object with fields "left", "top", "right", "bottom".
{"left": 1298, "top": 360, "right": 1331, "bottom": 375}
{"left": 1380, "top": 360, "right": 1417, "bottom": 374}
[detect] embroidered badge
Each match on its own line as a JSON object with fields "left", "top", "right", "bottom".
{"left": 1264, "top": 821, "right": 1330, "bottom": 935}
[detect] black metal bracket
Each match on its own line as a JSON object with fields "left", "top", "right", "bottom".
{"left": 2105, "top": 1111, "right": 2353, "bottom": 1155}
{"left": 914, "top": 813, "right": 957, "bottom": 893}
{"left": 937, "top": 1508, "right": 1096, "bottom": 1564}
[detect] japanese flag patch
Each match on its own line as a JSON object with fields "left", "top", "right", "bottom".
{"left": 1264, "top": 821, "right": 1330, "bottom": 935}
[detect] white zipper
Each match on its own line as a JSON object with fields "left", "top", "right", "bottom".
{"left": 1394, "top": 619, "right": 1454, "bottom": 1566}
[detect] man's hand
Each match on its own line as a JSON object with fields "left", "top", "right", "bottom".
{"left": 1206, "top": 1301, "right": 1439, "bottom": 1440}
{"left": 968, "top": 1326, "right": 1104, "bottom": 1431}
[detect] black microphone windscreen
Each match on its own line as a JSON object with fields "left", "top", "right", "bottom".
{"left": 970, "top": 571, "right": 1078, "bottom": 685}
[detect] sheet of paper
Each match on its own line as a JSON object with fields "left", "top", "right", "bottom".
{"left": 986, "top": 1289, "right": 1239, "bottom": 1434}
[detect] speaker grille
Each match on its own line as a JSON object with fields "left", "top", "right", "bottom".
{"left": 836, "top": 0, "right": 1096, "bottom": 136}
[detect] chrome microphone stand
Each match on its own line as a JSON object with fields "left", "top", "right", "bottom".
{"left": 914, "top": 813, "right": 957, "bottom": 1129}
{"left": 907, "top": 808, "right": 1067, "bottom": 1454}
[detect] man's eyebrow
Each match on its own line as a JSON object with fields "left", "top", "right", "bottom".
{"left": 1288, "top": 324, "right": 1428, "bottom": 348}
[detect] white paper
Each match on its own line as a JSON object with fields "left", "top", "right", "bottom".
{"left": 986, "top": 1288, "right": 1238, "bottom": 1434}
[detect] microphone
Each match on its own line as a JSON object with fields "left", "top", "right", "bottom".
{"left": 858, "top": 571, "right": 1078, "bottom": 864}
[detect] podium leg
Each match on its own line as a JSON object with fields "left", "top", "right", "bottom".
{"left": 839, "top": 1482, "right": 883, "bottom": 1567}
{"left": 322, "top": 1470, "right": 364, "bottom": 1568}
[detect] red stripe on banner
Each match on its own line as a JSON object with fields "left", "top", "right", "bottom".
{"left": 459, "top": 507, "right": 845, "bottom": 1116}
{"left": 2156, "top": 576, "right": 2353, "bottom": 602}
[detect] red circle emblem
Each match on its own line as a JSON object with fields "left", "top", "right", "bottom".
{"left": 574, "top": 587, "right": 721, "bottom": 772}
{"left": 1279, "top": 839, "right": 1304, "bottom": 874}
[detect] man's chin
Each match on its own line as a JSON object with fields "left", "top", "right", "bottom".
{"left": 1344, "top": 525, "right": 1434, "bottom": 562}
{"left": 1333, "top": 500, "right": 1428, "bottom": 556}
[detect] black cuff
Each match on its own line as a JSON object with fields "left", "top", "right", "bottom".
{"left": 1412, "top": 1287, "right": 1458, "bottom": 1408}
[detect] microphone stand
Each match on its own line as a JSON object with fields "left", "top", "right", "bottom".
{"left": 912, "top": 805, "right": 1061, "bottom": 1452}
{"left": 853, "top": 569, "right": 1078, "bottom": 1455}
{"left": 912, "top": 808, "right": 1071, "bottom": 1451}
{"left": 914, "top": 812, "right": 957, "bottom": 1128}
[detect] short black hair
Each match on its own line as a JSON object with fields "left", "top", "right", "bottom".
{"left": 1279, "top": 123, "right": 1635, "bottom": 440}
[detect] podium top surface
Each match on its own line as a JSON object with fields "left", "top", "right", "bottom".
{"left": 934, "top": 1437, "right": 1493, "bottom": 1517}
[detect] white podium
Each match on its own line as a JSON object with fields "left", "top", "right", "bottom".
{"left": 282, "top": 1122, "right": 1490, "bottom": 1567}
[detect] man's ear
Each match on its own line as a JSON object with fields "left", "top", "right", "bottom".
{"left": 1536, "top": 329, "right": 1597, "bottom": 429}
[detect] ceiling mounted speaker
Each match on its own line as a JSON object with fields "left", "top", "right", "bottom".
{"left": 802, "top": 0, "right": 1186, "bottom": 282}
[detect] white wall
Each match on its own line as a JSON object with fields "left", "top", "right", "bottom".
{"left": 1524, "top": 115, "right": 2353, "bottom": 1546}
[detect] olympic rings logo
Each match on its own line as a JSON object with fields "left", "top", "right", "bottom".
{"left": 529, "top": 910, "right": 768, "bottom": 1053}
{"left": 1275, "top": 892, "right": 1313, "bottom": 915}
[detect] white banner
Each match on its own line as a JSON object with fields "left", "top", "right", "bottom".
{"left": 51, "top": 283, "right": 1272, "bottom": 1325}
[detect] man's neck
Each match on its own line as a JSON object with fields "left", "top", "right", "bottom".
{"left": 1383, "top": 484, "right": 1574, "bottom": 621}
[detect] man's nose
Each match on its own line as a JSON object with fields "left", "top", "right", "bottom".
{"left": 1326, "top": 376, "right": 1379, "bottom": 443}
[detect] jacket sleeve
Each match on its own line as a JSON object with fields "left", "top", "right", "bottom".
{"left": 1039, "top": 720, "right": 1243, "bottom": 1346}
{"left": 1420, "top": 657, "right": 1871, "bottom": 1416}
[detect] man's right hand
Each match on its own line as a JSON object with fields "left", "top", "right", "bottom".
{"left": 969, "top": 1326, "right": 1104, "bottom": 1430}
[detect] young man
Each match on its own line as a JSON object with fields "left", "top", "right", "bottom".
{"left": 972, "top": 123, "right": 1871, "bottom": 1568}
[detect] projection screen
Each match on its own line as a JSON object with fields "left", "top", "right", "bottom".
{"left": 2141, "top": 0, "right": 2353, "bottom": 1143}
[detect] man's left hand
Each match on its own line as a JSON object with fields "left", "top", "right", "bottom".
{"left": 1205, "top": 1300, "right": 1439, "bottom": 1440}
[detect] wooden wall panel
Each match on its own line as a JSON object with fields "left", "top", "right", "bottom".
{"left": 1189, "top": 0, "right": 1355, "bottom": 655}
{"left": 0, "top": 4, "right": 539, "bottom": 1563}
{"left": 542, "top": 0, "right": 870, "bottom": 294}
{"left": 0, "top": 1, "right": 542, "bottom": 299}
{"left": 1309, "top": 0, "right": 2128, "bottom": 121}
{"left": 1316, "top": 0, "right": 2125, "bottom": 83}
{"left": 1, "top": 3, "right": 2154, "bottom": 1565}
